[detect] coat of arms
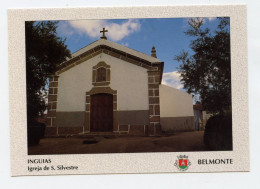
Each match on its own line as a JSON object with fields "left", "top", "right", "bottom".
{"left": 174, "top": 155, "right": 191, "bottom": 171}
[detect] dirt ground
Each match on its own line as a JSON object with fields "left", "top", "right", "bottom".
{"left": 28, "top": 131, "right": 206, "bottom": 155}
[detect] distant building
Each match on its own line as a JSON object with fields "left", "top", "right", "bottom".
{"left": 193, "top": 103, "right": 212, "bottom": 130}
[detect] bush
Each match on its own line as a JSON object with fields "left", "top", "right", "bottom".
{"left": 203, "top": 114, "right": 232, "bottom": 151}
{"left": 27, "top": 119, "right": 46, "bottom": 146}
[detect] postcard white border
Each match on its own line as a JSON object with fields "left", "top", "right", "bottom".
{"left": 8, "top": 5, "right": 248, "bottom": 176}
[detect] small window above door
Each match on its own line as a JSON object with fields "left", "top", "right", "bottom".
{"left": 96, "top": 67, "right": 106, "bottom": 82}
{"left": 92, "top": 61, "right": 111, "bottom": 86}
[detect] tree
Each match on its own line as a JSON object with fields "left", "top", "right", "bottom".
{"left": 175, "top": 18, "right": 231, "bottom": 114}
{"left": 26, "top": 21, "right": 71, "bottom": 120}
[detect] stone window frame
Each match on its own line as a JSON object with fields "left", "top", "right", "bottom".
{"left": 92, "top": 61, "right": 111, "bottom": 86}
{"left": 84, "top": 86, "right": 118, "bottom": 133}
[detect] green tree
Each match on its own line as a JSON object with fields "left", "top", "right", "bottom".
{"left": 175, "top": 18, "right": 231, "bottom": 114}
{"left": 26, "top": 21, "right": 71, "bottom": 120}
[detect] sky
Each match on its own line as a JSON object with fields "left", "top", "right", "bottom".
{"left": 55, "top": 18, "right": 220, "bottom": 90}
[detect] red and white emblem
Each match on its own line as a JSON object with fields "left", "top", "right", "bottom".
{"left": 174, "top": 155, "right": 191, "bottom": 171}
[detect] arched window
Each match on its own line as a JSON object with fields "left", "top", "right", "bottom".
{"left": 92, "top": 61, "right": 111, "bottom": 86}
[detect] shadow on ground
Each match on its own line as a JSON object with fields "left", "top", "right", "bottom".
{"left": 28, "top": 131, "right": 207, "bottom": 155}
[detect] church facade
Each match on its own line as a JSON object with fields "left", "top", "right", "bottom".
{"left": 45, "top": 32, "right": 194, "bottom": 136}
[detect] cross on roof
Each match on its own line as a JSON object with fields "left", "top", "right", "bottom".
{"left": 100, "top": 27, "right": 108, "bottom": 40}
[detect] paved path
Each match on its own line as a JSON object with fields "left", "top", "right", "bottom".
{"left": 28, "top": 131, "right": 206, "bottom": 155}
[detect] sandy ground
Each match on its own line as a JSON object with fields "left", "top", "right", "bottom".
{"left": 28, "top": 131, "right": 206, "bottom": 155}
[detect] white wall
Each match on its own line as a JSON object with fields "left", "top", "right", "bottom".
{"left": 159, "top": 84, "right": 193, "bottom": 117}
{"left": 56, "top": 53, "right": 149, "bottom": 111}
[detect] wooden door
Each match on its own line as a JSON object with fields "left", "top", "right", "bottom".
{"left": 90, "top": 93, "right": 113, "bottom": 132}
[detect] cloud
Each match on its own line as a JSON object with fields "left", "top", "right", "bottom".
{"left": 58, "top": 21, "right": 75, "bottom": 37}
{"left": 121, "top": 42, "right": 129, "bottom": 47}
{"left": 67, "top": 19, "right": 141, "bottom": 41}
{"left": 207, "top": 17, "right": 217, "bottom": 22}
{"left": 162, "top": 71, "right": 183, "bottom": 89}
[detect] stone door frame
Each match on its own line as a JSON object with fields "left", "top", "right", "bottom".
{"left": 84, "top": 86, "right": 117, "bottom": 133}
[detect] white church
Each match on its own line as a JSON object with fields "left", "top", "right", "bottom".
{"left": 45, "top": 28, "right": 194, "bottom": 136}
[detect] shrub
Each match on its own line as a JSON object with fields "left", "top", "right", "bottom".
{"left": 27, "top": 119, "right": 46, "bottom": 146}
{"left": 203, "top": 114, "right": 232, "bottom": 151}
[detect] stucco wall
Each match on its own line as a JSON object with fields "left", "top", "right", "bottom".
{"left": 56, "top": 53, "right": 149, "bottom": 112}
{"left": 159, "top": 84, "right": 194, "bottom": 117}
{"left": 159, "top": 84, "right": 194, "bottom": 131}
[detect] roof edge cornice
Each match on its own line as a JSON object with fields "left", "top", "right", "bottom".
{"left": 55, "top": 44, "right": 163, "bottom": 76}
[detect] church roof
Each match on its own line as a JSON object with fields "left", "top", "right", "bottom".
{"left": 56, "top": 39, "right": 164, "bottom": 76}
{"left": 71, "top": 39, "right": 161, "bottom": 63}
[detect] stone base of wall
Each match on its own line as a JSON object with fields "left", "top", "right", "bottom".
{"left": 117, "top": 110, "right": 149, "bottom": 125}
{"left": 45, "top": 127, "right": 84, "bottom": 136}
{"left": 160, "top": 116, "right": 195, "bottom": 132}
{"left": 45, "top": 118, "right": 194, "bottom": 136}
{"left": 118, "top": 125, "right": 147, "bottom": 136}
{"left": 56, "top": 112, "right": 85, "bottom": 127}
{"left": 45, "top": 125, "right": 147, "bottom": 136}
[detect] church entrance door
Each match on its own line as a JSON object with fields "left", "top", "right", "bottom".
{"left": 90, "top": 93, "right": 113, "bottom": 132}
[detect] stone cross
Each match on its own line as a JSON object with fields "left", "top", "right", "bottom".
{"left": 100, "top": 27, "right": 108, "bottom": 40}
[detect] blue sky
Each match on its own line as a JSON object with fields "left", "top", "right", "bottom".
{"left": 56, "top": 18, "right": 220, "bottom": 89}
